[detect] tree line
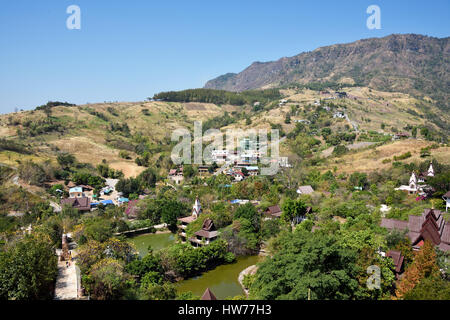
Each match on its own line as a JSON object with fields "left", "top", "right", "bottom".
{"left": 152, "top": 88, "right": 281, "bottom": 106}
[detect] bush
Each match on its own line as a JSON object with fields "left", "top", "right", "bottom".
{"left": 394, "top": 152, "right": 412, "bottom": 161}
{"left": 18, "top": 161, "right": 47, "bottom": 186}
{"left": 119, "top": 150, "right": 130, "bottom": 159}
{"left": 332, "top": 144, "right": 348, "bottom": 156}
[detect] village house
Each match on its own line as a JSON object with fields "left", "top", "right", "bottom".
{"left": 69, "top": 187, "right": 84, "bottom": 198}
{"left": 211, "top": 149, "right": 229, "bottom": 164}
{"left": 392, "top": 132, "right": 410, "bottom": 140}
{"left": 198, "top": 165, "right": 210, "bottom": 175}
{"left": 296, "top": 185, "right": 315, "bottom": 195}
{"left": 190, "top": 218, "right": 218, "bottom": 247}
{"left": 380, "top": 208, "right": 450, "bottom": 252}
{"left": 332, "top": 111, "right": 346, "bottom": 119}
{"left": 117, "top": 197, "right": 129, "bottom": 206}
{"left": 246, "top": 166, "right": 259, "bottom": 176}
{"left": 168, "top": 166, "right": 184, "bottom": 185}
{"left": 177, "top": 197, "right": 202, "bottom": 242}
{"left": 233, "top": 171, "right": 245, "bottom": 182}
{"left": 264, "top": 205, "right": 282, "bottom": 219}
{"left": 60, "top": 197, "right": 91, "bottom": 212}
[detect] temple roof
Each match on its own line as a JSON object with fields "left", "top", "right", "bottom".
{"left": 387, "top": 250, "right": 404, "bottom": 273}
{"left": 380, "top": 208, "right": 450, "bottom": 252}
{"left": 201, "top": 288, "right": 217, "bottom": 300}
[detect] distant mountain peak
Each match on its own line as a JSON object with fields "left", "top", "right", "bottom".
{"left": 204, "top": 33, "right": 449, "bottom": 110}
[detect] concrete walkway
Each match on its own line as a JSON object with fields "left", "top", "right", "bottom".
{"left": 54, "top": 250, "right": 78, "bottom": 300}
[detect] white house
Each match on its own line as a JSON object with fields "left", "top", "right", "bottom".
{"left": 233, "top": 171, "right": 245, "bottom": 182}
{"left": 69, "top": 187, "right": 84, "bottom": 198}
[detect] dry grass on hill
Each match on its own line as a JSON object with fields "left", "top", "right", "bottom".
{"left": 322, "top": 139, "right": 450, "bottom": 174}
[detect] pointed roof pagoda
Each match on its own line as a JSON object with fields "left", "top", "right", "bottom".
{"left": 201, "top": 288, "right": 217, "bottom": 300}
{"left": 192, "top": 196, "right": 202, "bottom": 218}
{"left": 409, "top": 171, "right": 417, "bottom": 185}
{"left": 427, "top": 161, "right": 434, "bottom": 177}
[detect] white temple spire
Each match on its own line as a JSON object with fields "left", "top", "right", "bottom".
{"left": 428, "top": 161, "right": 434, "bottom": 177}
{"left": 192, "top": 196, "right": 202, "bottom": 218}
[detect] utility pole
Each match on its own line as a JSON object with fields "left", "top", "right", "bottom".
{"left": 308, "top": 288, "right": 311, "bottom": 300}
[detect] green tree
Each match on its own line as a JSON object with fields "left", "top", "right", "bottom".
{"left": 183, "top": 164, "right": 195, "bottom": 178}
{"left": 284, "top": 113, "right": 291, "bottom": 124}
{"left": 160, "top": 199, "right": 187, "bottom": 227}
{"left": 87, "top": 258, "right": 132, "bottom": 300}
{"left": 250, "top": 230, "right": 361, "bottom": 300}
{"left": 139, "top": 167, "right": 158, "bottom": 188}
{"left": 281, "top": 198, "right": 307, "bottom": 224}
{"left": 57, "top": 152, "right": 76, "bottom": 169}
{"left": 0, "top": 235, "right": 58, "bottom": 300}
{"left": 427, "top": 172, "right": 450, "bottom": 195}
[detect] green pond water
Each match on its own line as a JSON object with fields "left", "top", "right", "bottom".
{"left": 175, "top": 255, "right": 262, "bottom": 299}
{"left": 128, "top": 233, "right": 262, "bottom": 299}
{"left": 128, "top": 232, "right": 175, "bottom": 257}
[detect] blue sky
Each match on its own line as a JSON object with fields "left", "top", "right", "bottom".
{"left": 0, "top": 0, "right": 449, "bottom": 114}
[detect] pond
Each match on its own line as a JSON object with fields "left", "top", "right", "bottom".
{"left": 128, "top": 232, "right": 175, "bottom": 257}
{"left": 128, "top": 233, "right": 263, "bottom": 299}
{"left": 175, "top": 255, "right": 262, "bottom": 299}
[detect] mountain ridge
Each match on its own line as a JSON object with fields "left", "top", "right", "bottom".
{"left": 204, "top": 34, "right": 449, "bottom": 110}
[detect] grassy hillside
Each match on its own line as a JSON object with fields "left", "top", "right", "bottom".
{"left": 0, "top": 85, "right": 448, "bottom": 185}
